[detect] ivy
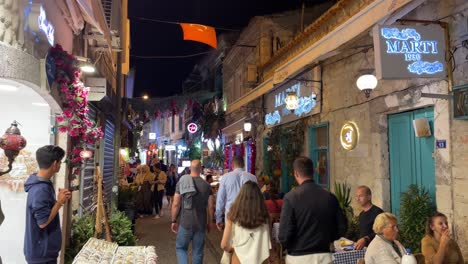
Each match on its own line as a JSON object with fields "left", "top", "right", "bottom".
{"left": 264, "top": 119, "right": 307, "bottom": 190}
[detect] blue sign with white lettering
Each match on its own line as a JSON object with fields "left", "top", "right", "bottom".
{"left": 45, "top": 53, "right": 56, "bottom": 89}
{"left": 436, "top": 140, "right": 446, "bottom": 149}
{"left": 374, "top": 25, "right": 446, "bottom": 79}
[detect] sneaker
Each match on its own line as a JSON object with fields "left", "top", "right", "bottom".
{"left": 154, "top": 215, "right": 160, "bottom": 219}
{"left": 160, "top": 211, "right": 164, "bottom": 217}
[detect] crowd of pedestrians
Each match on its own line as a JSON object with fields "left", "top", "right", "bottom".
{"left": 19, "top": 145, "right": 466, "bottom": 264}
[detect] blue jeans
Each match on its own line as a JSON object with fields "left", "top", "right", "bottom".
{"left": 176, "top": 226, "right": 205, "bottom": 264}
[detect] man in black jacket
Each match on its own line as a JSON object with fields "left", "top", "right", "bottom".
{"left": 279, "top": 156, "right": 347, "bottom": 264}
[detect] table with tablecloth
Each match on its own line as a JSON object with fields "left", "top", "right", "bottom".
{"left": 272, "top": 223, "right": 365, "bottom": 264}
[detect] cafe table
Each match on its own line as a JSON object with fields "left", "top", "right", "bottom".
{"left": 272, "top": 224, "right": 365, "bottom": 264}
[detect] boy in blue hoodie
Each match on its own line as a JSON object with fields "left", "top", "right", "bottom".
{"left": 24, "top": 145, "right": 71, "bottom": 264}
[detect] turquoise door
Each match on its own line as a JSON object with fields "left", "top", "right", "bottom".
{"left": 388, "top": 107, "right": 435, "bottom": 216}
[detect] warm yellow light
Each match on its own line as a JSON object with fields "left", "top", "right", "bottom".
{"left": 340, "top": 122, "right": 359, "bottom": 150}
{"left": 79, "top": 149, "right": 93, "bottom": 159}
{"left": 120, "top": 148, "right": 128, "bottom": 156}
{"left": 142, "top": 95, "right": 149, "bottom": 100}
{"left": 285, "top": 92, "right": 299, "bottom": 110}
{"left": 244, "top": 122, "right": 252, "bottom": 132}
{"left": 80, "top": 65, "right": 95, "bottom": 73}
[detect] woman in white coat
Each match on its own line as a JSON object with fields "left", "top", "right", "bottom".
{"left": 365, "top": 212, "right": 406, "bottom": 264}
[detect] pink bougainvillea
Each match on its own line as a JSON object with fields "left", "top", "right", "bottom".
{"left": 50, "top": 44, "right": 104, "bottom": 178}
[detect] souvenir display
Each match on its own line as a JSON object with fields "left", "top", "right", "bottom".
{"left": 73, "top": 238, "right": 158, "bottom": 264}
{"left": 73, "top": 238, "right": 118, "bottom": 264}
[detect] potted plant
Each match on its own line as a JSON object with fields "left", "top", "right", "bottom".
{"left": 399, "top": 184, "right": 435, "bottom": 253}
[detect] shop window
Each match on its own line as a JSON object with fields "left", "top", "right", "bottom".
{"left": 308, "top": 123, "right": 329, "bottom": 188}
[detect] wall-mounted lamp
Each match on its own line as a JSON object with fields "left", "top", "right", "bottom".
{"left": 76, "top": 56, "right": 96, "bottom": 73}
{"left": 356, "top": 71, "right": 378, "bottom": 98}
{"left": 285, "top": 92, "right": 299, "bottom": 110}
{"left": 244, "top": 122, "right": 252, "bottom": 132}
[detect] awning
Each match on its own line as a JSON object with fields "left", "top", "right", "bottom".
{"left": 56, "top": 0, "right": 113, "bottom": 56}
{"left": 226, "top": 0, "right": 419, "bottom": 114}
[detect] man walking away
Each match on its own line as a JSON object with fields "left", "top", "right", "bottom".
{"left": 215, "top": 155, "right": 257, "bottom": 230}
{"left": 24, "top": 145, "right": 71, "bottom": 264}
{"left": 354, "top": 185, "right": 384, "bottom": 250}
{"left": 171, "top": 160, "right": 214, "bottom": 264}
{"left": 279, "top": 156, "right": 347, "bottom": 264}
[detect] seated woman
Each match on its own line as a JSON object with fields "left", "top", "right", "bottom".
{"left": 221, "top": 181, "right": 271, "bottom": 264}
{"left": 421, "top": 212, "right": 464, "bottom": 264}
{"left": 365, "top": 212, "right": 406, "bottom": 264}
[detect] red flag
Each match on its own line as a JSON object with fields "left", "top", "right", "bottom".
{"left": 179, "top": 23, "right": 217, "bottom": 49}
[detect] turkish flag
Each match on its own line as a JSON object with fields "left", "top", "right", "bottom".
{"left": 179, "top": 23, "right": 217, "bottom": 49}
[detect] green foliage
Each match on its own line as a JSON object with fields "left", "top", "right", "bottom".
{"left": 65, "top": 214, "right": 95, "bottom": 264}
{"left": 264, "top": 120, "right": 306, "bottom": 190}
{"left": 346, "top": 216, "right": 360, "bottom": 242}
{"left": 399, "top": 184, "right": 435, "bottom": 253}
{"left": 334, "top": 182, "right": 354, "bottom": 237}
{"left": 187, "top": 139, "right": 202, "bottom": 160}
{"left": 64, "top": 211, "right": 137, "bottom": 263}
{"left": 109, "top": 210, "right": 137, "bottom": 246}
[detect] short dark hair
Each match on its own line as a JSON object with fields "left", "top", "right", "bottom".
{"left": 154, "top": 163, "right": 161, "bottom": 170}
{"left": 232, "top": 155, "right": 244, "bottom": 168}
{"left": 36, "top": 145, "right": 65, "bottom": 169}
{"left": 293, "top": 156, "right": 314, "bottom": 178}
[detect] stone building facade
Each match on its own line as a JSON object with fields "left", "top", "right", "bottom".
{"left": 225, "top": 0, "right": 468, "bottom": 257}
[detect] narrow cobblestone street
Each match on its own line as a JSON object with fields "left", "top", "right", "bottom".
{"left": 135, "top": 201, "right": 223, "bottom": 264}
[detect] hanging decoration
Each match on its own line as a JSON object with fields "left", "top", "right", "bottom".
{"left": 50, "top": 44, "right": 103, "bottom": 172}
{"left": 179, "top": 23, "right": 217, "bottom": 49}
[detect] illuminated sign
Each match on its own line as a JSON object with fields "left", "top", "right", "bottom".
{"left": 187, "top": 123, "right": 198, "bottom": 133}
{"left": 340, "top": 122, "right": 359, "bottom": 150}
{"left": 264, "top": 69, "right": 321, "bottom": 127}
{"left": 373, "top": 25, "right": 446, "bottom": 79}
{"left": 38, "top": 6, "right": 54, "bottom": 46}
{"left": 165, "top": 145, "right": 176, "bottom": 151}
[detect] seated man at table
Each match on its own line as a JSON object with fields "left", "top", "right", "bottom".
{"left": 354, "top": 185, "right": 383, "bottom": 250}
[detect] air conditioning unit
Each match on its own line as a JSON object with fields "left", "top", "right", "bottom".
{"left": 85, "top": 77, "right": 107, "bottom": 101}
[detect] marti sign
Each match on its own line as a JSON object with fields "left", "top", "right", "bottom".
{"left": 264, "top": 70, "right": 320, "bottom": 127}
{"left": 373, "top": 24, "right": 446, "bottom": 79}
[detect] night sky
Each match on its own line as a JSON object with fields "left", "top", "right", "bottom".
{"left": 129, "top": 0, "right": 330, "bottom": 98}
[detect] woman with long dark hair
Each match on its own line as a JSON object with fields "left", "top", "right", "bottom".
{"left": 220, "top": 181, "right": 271, "bottom": 264}
{"left": 421, "top": 212, "right": 464, "bottom": 264}
{"left": 165, "top": 164, "right": 178, "bottom": 208}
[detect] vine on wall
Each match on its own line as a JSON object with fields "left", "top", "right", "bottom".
{"left": 263, "top": 119, "right": 307, "bottom": 190}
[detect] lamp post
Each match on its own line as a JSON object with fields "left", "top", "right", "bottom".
{"left": 0, "top": 121, "right": 27, "bottom": 176}
{"left": 356, "top": 73, "right": 378, "bottom": 98}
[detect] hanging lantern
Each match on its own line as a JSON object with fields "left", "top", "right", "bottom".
{"left": 0, "top": 121, "right": 27, "bottom": 176}
{"left": 285, "top": 92, "right": 299, "bottom": 110}
{"left": 79, "top": 149, "right": 93, "bottom": 159}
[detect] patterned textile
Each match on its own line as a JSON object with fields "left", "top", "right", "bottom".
{"left": 333, "top": 250, "right": 366, "bottom": 264}
{"left": 272, "top": 222, "right": 280, "bottom": 243}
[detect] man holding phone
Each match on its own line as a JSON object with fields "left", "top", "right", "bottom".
{"left": 24, "top": 145, "right": 71, "bottom": 264}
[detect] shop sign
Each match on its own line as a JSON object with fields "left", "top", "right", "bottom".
{"left": 373, "top": 24, "right": 446, "bottom": 79}
{"left": 26, "top": 4, "right": 55, "bottom": 46}
{"left": 165, "top": 145, "right": 176, "bottom": 151}
{"left": 264, "top": 71, "right": 320, "bottom": 127}
{"left": 187, "top": 123, "right": 198, "bottom": 133}
{"left": 340, "top": 122, "right": 359, "bottom": 150}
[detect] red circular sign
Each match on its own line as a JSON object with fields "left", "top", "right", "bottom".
{"left": 187, "top": 123, "right": 198, "bottom": 133}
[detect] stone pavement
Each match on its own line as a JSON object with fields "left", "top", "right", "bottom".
{"left": 135, "top": 202, "right": 223, "bottom": 264}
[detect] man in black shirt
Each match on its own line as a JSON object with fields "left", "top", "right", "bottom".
{"left": 354, "top": 185, "right": 384, "bottom": 250}
{"left": 279, "top": 157, "right": 347, "bottom": 264}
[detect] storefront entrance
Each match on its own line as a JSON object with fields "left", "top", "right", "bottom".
{"left": 388, "top": 107, "right": 436, "bottom": 216}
